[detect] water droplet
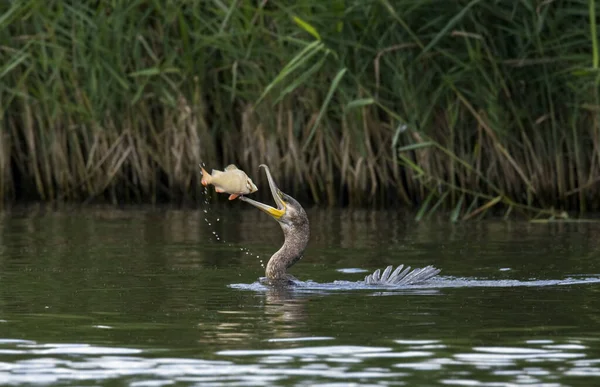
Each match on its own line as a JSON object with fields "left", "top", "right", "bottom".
{"left": 203, "top": 210, "right": 208, "bottom": 213}
{"left": 216, "top": 218, "right": 220, "bottom": 222}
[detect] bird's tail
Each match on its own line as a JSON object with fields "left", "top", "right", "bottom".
{"left": 364, "top": 265, "right": 440, "bottom": 286}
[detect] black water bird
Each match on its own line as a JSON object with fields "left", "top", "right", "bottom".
{"left": 240, "top": 165, "right": 440, "bottom": 286}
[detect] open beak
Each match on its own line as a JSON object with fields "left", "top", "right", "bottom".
{"left": 239, "top": 164, "right": 286, "bottom": 220}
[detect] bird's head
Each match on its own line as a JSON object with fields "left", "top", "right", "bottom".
{"left": 239, "top": 164, "right": 306, "bottom": 227}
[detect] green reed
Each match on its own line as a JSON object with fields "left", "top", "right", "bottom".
{"left": 1, "top": 0, "right": 599, "bottom": 219}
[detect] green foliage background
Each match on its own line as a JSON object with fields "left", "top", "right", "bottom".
{"left": 1, "top": 0, "right": 599, "bottom": 219}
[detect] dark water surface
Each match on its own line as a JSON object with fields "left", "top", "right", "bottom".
{"left": 1, "top": 205, "right": 600, "bottom": 386}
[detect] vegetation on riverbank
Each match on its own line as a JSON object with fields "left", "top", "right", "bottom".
{"left": 1, "top": 0, "right": 599, "bottom": 219}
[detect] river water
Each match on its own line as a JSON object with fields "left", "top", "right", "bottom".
{"left": 0, "top": 205, "right": 599, "bottom": 385}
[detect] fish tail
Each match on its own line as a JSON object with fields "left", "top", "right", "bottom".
{"left": 200, "top": 167, "right": 211, "bottom": 186}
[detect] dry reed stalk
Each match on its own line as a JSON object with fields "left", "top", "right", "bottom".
{"left": 0, "top": 123, "right": 11, "bottom": 204}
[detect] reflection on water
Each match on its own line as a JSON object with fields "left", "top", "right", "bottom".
{"left": 0, "top": 338, "right": 598, "bottom": 385}
{"left": 0, "top": 206, "right": 600, "bottom": 385}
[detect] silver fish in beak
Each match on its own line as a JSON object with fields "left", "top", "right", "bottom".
{"left": 201, "top": 164, "right": 258, "bottom": 200}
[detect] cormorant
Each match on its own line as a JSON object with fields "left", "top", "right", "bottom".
{"left": 240, "top": 165, "right": 440, "bottom": 286}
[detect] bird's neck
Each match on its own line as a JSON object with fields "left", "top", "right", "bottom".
{"left": 265, "top": 218, "right": 310, "bottom": 281}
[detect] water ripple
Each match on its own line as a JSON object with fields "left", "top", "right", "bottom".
{"left": 0, "top": 338, "right": 597, "bottom": 385}
{"left": 230, "top": 275, "right": 600, "bottom": 293}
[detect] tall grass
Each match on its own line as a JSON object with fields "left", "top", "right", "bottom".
{"left": 1, "top": 0, "right": 599, "bottom": 219}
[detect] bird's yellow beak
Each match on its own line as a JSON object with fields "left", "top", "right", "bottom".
{"left": 239, "top": 164, "right": 286, "bottom": 220}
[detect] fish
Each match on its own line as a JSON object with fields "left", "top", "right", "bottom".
{"left": 200, "top": 164, "right": 258, "bottom": 200}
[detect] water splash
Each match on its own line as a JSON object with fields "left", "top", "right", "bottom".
{"left": 200, "top": 167, "right": 263, "bottom": 268}
{"left": 229, "top": 275, "right": 600, "bottom": 293}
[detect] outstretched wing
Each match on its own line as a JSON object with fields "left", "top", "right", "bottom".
{"left": 364, "top": 265, "right": 440, "bottom": 286}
